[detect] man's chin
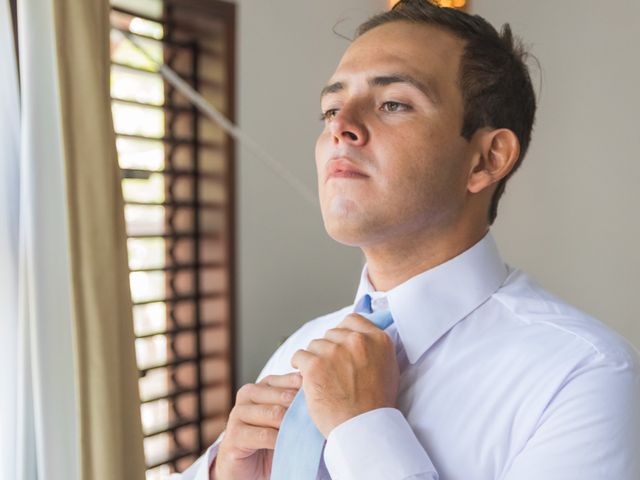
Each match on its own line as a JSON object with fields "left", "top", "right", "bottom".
{"left": 323, "top": 218, "right": 376, "bottom": 248}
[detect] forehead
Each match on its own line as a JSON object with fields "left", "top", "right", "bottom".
{"left": 330, "top": 21, "right": 465, "bottom": 93}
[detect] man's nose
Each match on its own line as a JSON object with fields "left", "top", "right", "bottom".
{"left": 329, "top": 105, "right": 369, "bottom": 146}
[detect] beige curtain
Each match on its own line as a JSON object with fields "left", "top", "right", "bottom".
{"left": 53, "top": 0, "right": 146, "bottom": 478}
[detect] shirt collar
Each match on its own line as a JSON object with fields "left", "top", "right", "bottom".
{"left": 352, "top": 230, "right": 509, "bottom": 364}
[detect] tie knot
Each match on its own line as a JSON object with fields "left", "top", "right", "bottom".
{"left": 356, "top": 294, "right": 393, "bottom": 330}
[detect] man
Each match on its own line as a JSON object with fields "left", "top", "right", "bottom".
{"left": 175, "top": 1, "right": 640, "bottom": 479}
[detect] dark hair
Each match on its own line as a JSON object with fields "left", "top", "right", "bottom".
{"left": 357, "top": 0, "right": 537, "bottom": 225}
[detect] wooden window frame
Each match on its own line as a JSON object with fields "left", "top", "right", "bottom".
{"left": 110, "top": 0, "right": 236, "bottom": 474}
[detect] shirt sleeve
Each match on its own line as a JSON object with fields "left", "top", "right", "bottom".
{"left": 501, "top": 353, "right": 640, "bottom": 480}
{"left": 169, "top": 432, "right": 224, "bottom": 480}
{"left": 323, "top": 407, "right": 439, "bottom": 480}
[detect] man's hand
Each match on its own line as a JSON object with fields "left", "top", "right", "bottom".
{"left": 213, "top": 372, "right": 302, "bottom": 480}
{"left": 290, "top": 313, "right": 399, "bottom": 438}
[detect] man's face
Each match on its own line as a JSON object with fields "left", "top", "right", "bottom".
{"left": 315, "top": 21, "right": 474, "bottom": 248}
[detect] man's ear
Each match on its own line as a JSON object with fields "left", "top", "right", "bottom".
{"left": 467, "top": 128, "right": 520, "bottom": 194}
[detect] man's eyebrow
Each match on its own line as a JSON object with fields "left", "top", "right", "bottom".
{"left": 320, "top": 73, "right": 438, "bottom": 103}
{"left": 371, "top": 74, "right": 438, "bottom": 102}
{"left": 320, "top": 81, "right": 344, "bottom": 99}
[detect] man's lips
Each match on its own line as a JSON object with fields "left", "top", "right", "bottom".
{"left": 325, "top": 158, "right": 369, "bottom": 183}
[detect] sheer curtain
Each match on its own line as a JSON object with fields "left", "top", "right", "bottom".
{"left": 0, "top": 0, "right": 146, "bottom": 478}
{"left": 0, "top": 1, "right": 21, "bottom": 478}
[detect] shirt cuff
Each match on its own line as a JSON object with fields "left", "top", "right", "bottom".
{"left": 324, "top": 408, "right": 438, "bottom": 480}
{"left": 170, "top": 431, "right": 225, "bottom": 480}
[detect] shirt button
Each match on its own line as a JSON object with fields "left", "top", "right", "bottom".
{"left": 371, "top": 296, "right": 389, "bottom": 311}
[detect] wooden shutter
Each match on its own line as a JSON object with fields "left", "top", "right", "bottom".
{"left": 109, "top": 0, "right": 236, "bottom": 475}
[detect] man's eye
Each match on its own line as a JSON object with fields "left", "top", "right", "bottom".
{"left": 381, "top": 101, "right": 410, "bottom": 112}
{"left": 319, "top": 109, "right": 339, "bottom": 121}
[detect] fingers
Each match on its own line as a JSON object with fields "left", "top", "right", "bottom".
{"left": 337, "top": 313, "right": 383, "bottom": 333}
{"left": 235, "top": 382, "right": 299, "bottom": 407}
{"left": 291, "top": 323, "right": 373, "bottom": 371}
{"left": 232, "top": 403, "right": 288, "bottom": 429}
{"left": 323, "top": 327, "right": 356, "bottom": 343}
{"left": 225, "top": 422, "right": 279, "bottom": 451}
{"left": 292, "top": 317, "right": 394, "bottom": 372}
{"left": 290, "top": 348, "right": 317, "bottom": 371}
{"left": 305, "top": 337, "right": 345, "bottom": 358}
{"left": 222, "top": 374, "right": 302, "bottom": 457}
{"left": 259, "top": 372, "right": 303, "bottom": 389}
{"left": 295, "top": 333, "right": 369, "bottom": 371}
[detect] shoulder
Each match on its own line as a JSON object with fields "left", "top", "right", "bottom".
{"left": 479, "top": 267, "right": 639, "bottom": 444}
{"left": 491, "top": 266, "right": 640, "bottom": 370}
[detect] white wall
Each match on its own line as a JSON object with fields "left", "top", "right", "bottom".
{"left": 473, "top": 1, "right": 640, "bottom": 351}
{"left": 236, "top": 0, "right": 387, "bottom": 386}
{"left": 235, "top": 0, "right": 640, "bottom": 387}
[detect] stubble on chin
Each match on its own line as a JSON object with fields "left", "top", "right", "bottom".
{"left": 328, "top": 195, "right": 357, "bottom": 218}
{"left": 322, "top": 195, "right": 379, "bottom": 246}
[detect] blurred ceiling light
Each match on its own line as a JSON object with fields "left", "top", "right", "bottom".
{"left": 389, "top": 0, "right": 466, "bottom": 8}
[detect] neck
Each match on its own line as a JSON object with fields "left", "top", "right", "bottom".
{"left": 362, "top": 222, "right": 489, "bottom": 292}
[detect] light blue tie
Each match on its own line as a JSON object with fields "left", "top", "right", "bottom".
{"left": 270, "top": 294, "right": 393, "bottom": 479}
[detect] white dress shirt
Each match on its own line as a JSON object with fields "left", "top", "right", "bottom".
{"left": 172, "top": 231, "right": 640, "bottom": 480}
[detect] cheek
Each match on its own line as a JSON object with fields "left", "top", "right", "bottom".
{"left": 315, "top": 133, "right": 335, "bottom": 215}
{"left": 376, "top": 130, "right": 436, "bottom": 184}
{"left": 315, "top": 132, "right": 330, "bottom": 178}
{"left": 380, "top": 132, "right": 466, "bottom": 201}
{"left": 314, "top": 137, "right": 322, "bottom": 171}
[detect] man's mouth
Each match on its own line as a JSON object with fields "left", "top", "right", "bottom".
{"left": 325, "top": 157, "right": 369, "bottom": 183}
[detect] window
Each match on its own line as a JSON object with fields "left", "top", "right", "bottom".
{"left": 109, "top": 0, "right": 236, "bottom": 476}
